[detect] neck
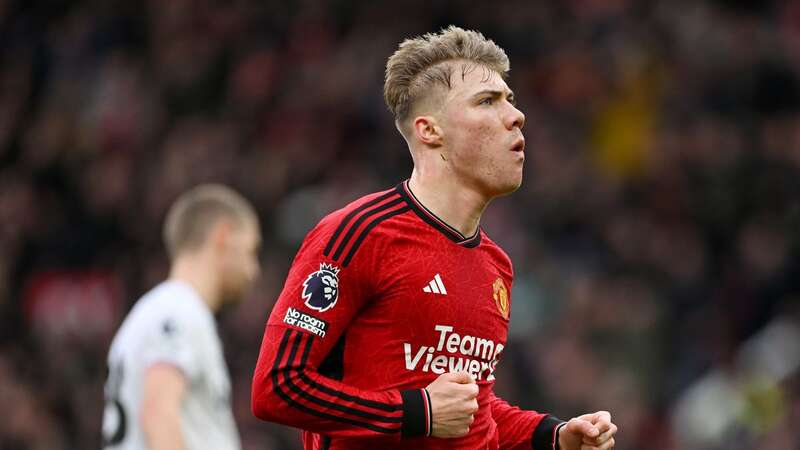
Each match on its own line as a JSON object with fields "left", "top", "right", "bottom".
{"left": 408, "top": 168, "right": 489, "bottom": 238}
{"left": 169, "top": 252, "right": 221, "bottom": 312}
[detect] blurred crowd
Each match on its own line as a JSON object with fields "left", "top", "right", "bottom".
{"left": 1, "top": 0, "right": 799, "bottom": 449}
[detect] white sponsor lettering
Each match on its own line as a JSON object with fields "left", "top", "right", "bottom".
{"left": 435, "top": 325, "right": 453, "bottom": 350}
{"left": 404, "top": 344, "right": 427, "bottom": 369}
{"left": 404, "top": 325, "right": 504, "bottom": 381}
{"left": 446, "top": 332, "right": 460, "bottom": 353}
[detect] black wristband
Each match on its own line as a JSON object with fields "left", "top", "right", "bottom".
{"left": 553, "top": 422, "right": 568, "bottom": 450}
{"left": 531, "top": 414, "right": 564, "bottom": 450}
{"left": 400, "top": 389, "right": 430, "bottom": 437}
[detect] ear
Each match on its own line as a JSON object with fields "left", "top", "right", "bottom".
{"left": 412, "top": 116, "right": 443, "bottom": 146}
{"left": 208, "top": 219, "right": 233, "bottom": 254}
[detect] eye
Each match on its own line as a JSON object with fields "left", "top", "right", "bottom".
{"left": 479, "top": 97, "right": 493, "bottom": 106}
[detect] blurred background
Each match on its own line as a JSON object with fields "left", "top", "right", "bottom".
{"left": 1, "top": 0, "right": 799, "bottom": 449}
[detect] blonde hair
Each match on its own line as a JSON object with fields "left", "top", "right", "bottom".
{"left": 384, "top": 25, "right": 510, "bottom": 121}
{"left": 163, "top": 184, "right": 257, "bottom": 259}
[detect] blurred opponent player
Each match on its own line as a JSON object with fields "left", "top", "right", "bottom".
{"left": 252, "top": 26, "right": 618, "bottom": 450}
{"left": 102, "top": 185, "right": 261, "bottom": 450}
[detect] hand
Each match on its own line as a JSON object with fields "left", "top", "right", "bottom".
{"left": 425, "top": 371, "right": 479, "bottom": 438}
{"left": 557, "top": 411, "right": 617, "bottom": 450}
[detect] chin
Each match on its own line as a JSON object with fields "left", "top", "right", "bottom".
{"left": 487, "top": 186, "right": 517, "bottom": 200}
{"left": 494, "top": 175, "right": 523, "bottom": 198}
{"left": 497, "top": 184, "right": 521, "bottom": 198}
{"left": 476, "top": 169, "right": 523, "bottom": 199}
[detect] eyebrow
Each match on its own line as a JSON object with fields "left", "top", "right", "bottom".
{"left": 472, "top": 89, "right": 516, "bottom": 105}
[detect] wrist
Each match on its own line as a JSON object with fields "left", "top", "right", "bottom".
{"left": 531, "top": 415, "right": 563, "bottom": 450}
{"left": 554, "top": 422, "right": 568, "bottom": 450}
{"left": 400, "top": 389, "right": 432, "bottom": 437}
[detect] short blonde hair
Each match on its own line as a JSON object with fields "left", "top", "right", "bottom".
{"left": 384, "top": 25, "right": 510, "bottom": 121}
{"left": 163, "top": 184, "right": 258, "bottom": 259}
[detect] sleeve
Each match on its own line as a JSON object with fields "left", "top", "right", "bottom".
{"left": 489, "top": 390, "right": 564, "bottom": 450}
{"left": 139, "top": 311, "right": 202, "bottom": 380}
{"left": 251, "top": 217, "right": 430, "bottom": 440}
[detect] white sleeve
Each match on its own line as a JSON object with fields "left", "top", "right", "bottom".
{"left": 140, "top": 312, "right": 202, "bottom": 380}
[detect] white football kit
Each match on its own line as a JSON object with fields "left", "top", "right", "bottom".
{"left": 102, "top": 281, "right": 241, "bottom": 450}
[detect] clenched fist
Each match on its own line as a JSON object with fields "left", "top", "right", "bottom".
{"left": 425, "top": 371, "right": 479, "bottom": 438}
{"left": 557, "top": 411, "right": 618, "bottom": 450}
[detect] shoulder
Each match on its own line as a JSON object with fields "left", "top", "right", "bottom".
{"left": 131, "top": 282, "right": 213, "bottom": 335}
{"left": 479, "top": 230, "right": 514, "bottom": 273}
{"left": 315, "top": 186, "right": 404, "bottom": 235}
{"left": 300, "top": 185, "right": 410, "bottom": 267}
{"left": 112, "top": 282, "right": 214, "bottom": 378}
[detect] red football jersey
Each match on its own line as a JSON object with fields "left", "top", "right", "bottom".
{"left": 252, "top": 181, "right": 563, "bottom": 450}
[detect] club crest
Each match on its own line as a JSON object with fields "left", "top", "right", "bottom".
{"left": 302, "top": 263, "right": 340, "bottom": 312}
{"left": 493, "top": 277, "right": 509, "bottom": 319}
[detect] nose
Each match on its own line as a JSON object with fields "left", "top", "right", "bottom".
{"left": 505, "top": 102, "right": 525, "bottom": 130}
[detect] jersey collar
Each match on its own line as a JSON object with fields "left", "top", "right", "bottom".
{"left": 395, "top": 180, "right": 482, "bottom": 248}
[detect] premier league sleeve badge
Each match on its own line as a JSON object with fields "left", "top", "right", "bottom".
{"left": 301, "top": 262, "right": 340, "bottom": 312}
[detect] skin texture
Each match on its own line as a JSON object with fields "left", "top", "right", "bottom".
{"left": 141, "top": 216, "right": 261, "bottom": 450}
{"left": 434, "top": 65, "right": 526, "bottom": 199}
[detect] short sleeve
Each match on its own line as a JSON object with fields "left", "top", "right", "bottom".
{"left": 140, "top": 313, "right": 202, "bottom": 380}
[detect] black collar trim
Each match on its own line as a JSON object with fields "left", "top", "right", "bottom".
{"left": 394, "top": 180, "right": 482, "bottom": 248}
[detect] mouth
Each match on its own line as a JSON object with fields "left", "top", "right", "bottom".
{"left": 511, "top": 138, "right": 525, "bottom": 155}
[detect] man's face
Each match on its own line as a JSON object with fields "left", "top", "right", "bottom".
{"left": 219, "top": 220, "right": 261, "bottom": 304}
{"left": 435, "top": 64, "right": 526, "bottom": 198}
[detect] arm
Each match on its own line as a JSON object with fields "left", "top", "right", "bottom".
{"left": 253, "top": 324, "right": 480, "bottom": 439}
{"left": 488, "top": 390, "right": 563, "bottom": 450}
{"left": 490, "top": 391, "right": 618, "bottom": 450}
{"left": 140, "top": 363, "right": 188, "bottom": 450}
{"left": 252, "top": 324, "right": 427, "bottom": 439}
{"left": 251, "top": 219, "right": 430, "bottom": 440}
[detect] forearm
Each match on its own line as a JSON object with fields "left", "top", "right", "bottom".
{"left": 489, "top": 391, "right": 563, "bottom": 450}
{"left": 141, "top": 410, "right": 188, "bottom": 450}
{"left": 141, "top": 363, "right": 189, "bottom": 450}
{"left": 252, "top": 327, "right": 430, "bottom": 439}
